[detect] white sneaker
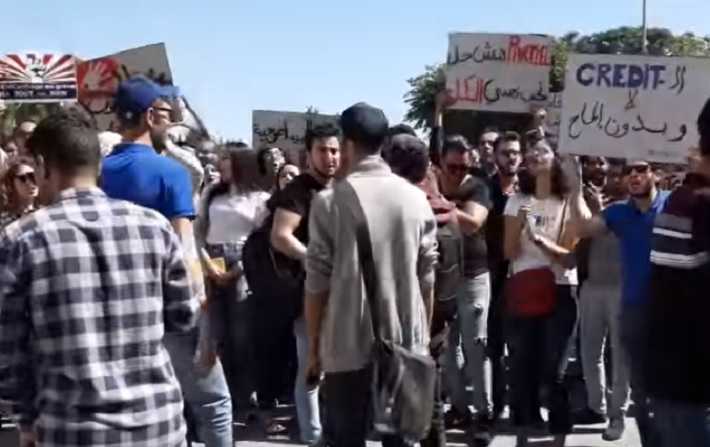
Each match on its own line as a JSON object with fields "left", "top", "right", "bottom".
{"left": 603, "top": 417, "right": 625, "bottom": 441}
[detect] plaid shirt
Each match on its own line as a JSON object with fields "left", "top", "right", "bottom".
{"left": 0, "top": 188, "right": 198, "bottom": 447}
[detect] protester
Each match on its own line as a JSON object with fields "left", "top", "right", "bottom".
{"left": 258, "top": 147, "right": 287, "bottom": 189}
{"left": 0, "top": 160, "right": 38, "bottom": 229}
{"left": 644, "top": 101, "right": 710, "bottom": 446}
{"left": 305, "top": 102, "right": 438, "bottom": 447}
{"left": 0, "top": 109, "right": 198, "bottom": 447}
{"left": 574, "top": 156, "right": 630, "bottom": 441}
{"left": 100, "top": 76, "right": 233, "bottom": 447}
{"left": 12, "top": 120, "right": 37, "bottom": 158}
{"left": 572, "top": 157, "right": 670, "bottom": 447}
{"left": 277, "top": 162, "right": 301, "bottom": 190}
{"left": 436, "top": 134, "right": 494, "bottom": 442}
{"left": 195, "top": 143, "right": 270, "bottom": 411}
{"left": 484, "top": 131, "right": 523, "bottom": 420}
{"left": 270, "top": 124, "right": 341, "bottom": 445}
{"left": 478, "top": 127, "right": 500, "bottom": 177}
{"left": 503, "top": 140, "right": 579, "bottom": 447}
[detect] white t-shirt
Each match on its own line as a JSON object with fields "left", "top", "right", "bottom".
{"left": 206, "top": 190, "right": 270, "bottom": 249}
{"left": 503, "top": 193, "right": 578, "bottom": 286}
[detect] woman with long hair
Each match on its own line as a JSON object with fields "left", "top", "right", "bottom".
{"left": 195, "top": 143, "right": 270, "bottom": 416}
{"left": 0, "top": 161, "right": 38, "bottom": 229}
{"left": 503, "top": 140, "right": 579, "bottom": 447}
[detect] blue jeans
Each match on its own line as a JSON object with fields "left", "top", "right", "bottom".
{"left": 655, "top": 400, "right": 710, "bottom": 447}
{"left": 444, "top": 273, "right": 493, "bottom": 416}
{"left": 294, "top": 316, "right": 322, "bottom": 443}
{"left": 165, "top": 329, "right": 233, "bottom": 447}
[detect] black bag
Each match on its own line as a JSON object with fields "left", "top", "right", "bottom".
{"left": 340, "top": 180, "right": 437, "bottom": 443}
{"left": 434, "top": 221, "right": 463, "bottom": 303}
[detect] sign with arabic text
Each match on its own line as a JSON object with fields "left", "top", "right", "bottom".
{"left": 76, "top": 43, "right": 173, "bottom": 131}
{"left": 559, "top": 53, "right": 704, "bottom": 163}
{"left": 446, "top": 33, "right": 553, "bottom": 113}
{"left": 0, "top": 53, "right": 77, "bottom": 102}
{"left": 252, "top": 110, "right": 339, "bottom": 167}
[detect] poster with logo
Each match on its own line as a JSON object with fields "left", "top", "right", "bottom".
{"left": 0, "top": 53, "right": 78, "bottom": 102}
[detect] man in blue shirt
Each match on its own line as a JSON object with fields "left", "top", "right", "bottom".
{"left": 572, "top": 158, "right": 669, "bottom": 447}
{"left": 101, "top": 76, "right": 233, "bottom": 447}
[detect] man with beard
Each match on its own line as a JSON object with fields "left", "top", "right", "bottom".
{"left": 484, "top": 131, "right": 523, "bottom": 421}
{"left": 270, "top": 124, "right": 341, "bottom": 446}
{"left": 574, "top": 157, "right": 630, "bottom": 442}
{"left": 572, "top": 158, "right": 670, "bottom": 447}
{"left": 477, "top": 127, "right": 500, "bottom": 177}
{"left": 101, "top": 76, "right": 233, "bottom": 447}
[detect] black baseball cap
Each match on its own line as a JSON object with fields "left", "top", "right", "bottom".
{"left": 340, "top": 102, "right": 389, "bottom": 149}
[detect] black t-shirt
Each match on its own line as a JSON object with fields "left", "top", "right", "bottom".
{"left": 272, "top": 173, "right": 325, "bottom": 247}
{"left": 443, "top": 175, "right": 493, "bottom": 277}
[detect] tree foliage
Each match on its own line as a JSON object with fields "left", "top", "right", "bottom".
{"left": 405, "top": 27, "right": 710, "bottom": 130}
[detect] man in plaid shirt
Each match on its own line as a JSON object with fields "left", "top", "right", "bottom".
{"left": 0, "top": 109, "right": 198, "bottom": 446}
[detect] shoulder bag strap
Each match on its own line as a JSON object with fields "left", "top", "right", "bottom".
{"left": 338, "top": 180, "right": 383, "bottom": 342}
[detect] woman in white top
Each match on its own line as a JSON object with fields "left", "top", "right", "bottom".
{"left": 503, "top": 140, "right": 579, "bottom": 447}
{"left": 195, "top": 143, "right": 270, "bottom": 411}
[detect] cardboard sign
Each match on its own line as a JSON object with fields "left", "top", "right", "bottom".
{"left": 559, "top": 53, "right": 705, "bottom": 163}
{"left": 76, "top": 43, "right": 173, "bottom": 131}
{"left": 0, "top": 53, "right": 77, "bottom": 102}
{"left": 252, "top": 110, "right": 339, "bottom": 166}
{"left": 446, "top": 33, "right": 553, "bottom": 113}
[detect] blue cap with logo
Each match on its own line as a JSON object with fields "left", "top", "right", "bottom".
{"left": 113, "top": 76, "right": 179, "bottom": 121}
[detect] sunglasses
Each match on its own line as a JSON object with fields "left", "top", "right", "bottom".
{"left": 15, "top": 172, "right": 36, "bottom": 184}
{"left": 623, "top": 165, "right": 651, "bottom": 176}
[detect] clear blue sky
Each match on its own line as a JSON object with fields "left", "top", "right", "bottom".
{"left": 2, "top": 0, "right": 707, "bottom": 141}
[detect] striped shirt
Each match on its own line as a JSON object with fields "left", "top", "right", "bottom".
{"left": 0, "top": 188, "right": 197, "bottom": 447}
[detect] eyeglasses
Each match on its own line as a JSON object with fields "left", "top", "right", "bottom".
{"left": 623, "top": 165, "right": 651, "bottom": 176}
{"left": 15, "top": 172, "right": 36, "bottom": 184}
{"left": 446, "top": 164, "right": 470, "bottom": 174}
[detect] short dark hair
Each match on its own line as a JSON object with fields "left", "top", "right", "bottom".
{"left": 442, "top": 134, "right": 471, "bottom": 158}
{"left": 494, "top": 131, "right": 521, "bottom": 151}
{"left": 27, "top": 109, "right": 100, "bottom": 174}
{"left": 480, "top": 126, "right": 500, "bottom": 136}
{"left": 388, "top": 123, "right": 417, "bottom": 138}
{"left": 256, "top": 146, "right": 285, "bottom": 175}
{"left": 386, "top": 135, "right": 429, "bottom": 184}
{"left": 305, "top": 124, "right": 340, "bottom": 153}
{"left": 340, "top": 103, "right": 389, "bottom": 155}
{"left": 698, "top": 98, "right": 710, "bottom": 156}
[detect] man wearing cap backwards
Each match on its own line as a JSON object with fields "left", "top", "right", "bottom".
{"left": 101, "top": 76, "right": 233, "bottom": 447}
{"left": 304, "top": 103, "right": 438, "bottom": 447}
{"left": 571, "top": 156, "right": 670, "bottom": 447}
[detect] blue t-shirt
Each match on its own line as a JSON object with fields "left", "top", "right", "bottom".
{"left": 603, "top": 190, "right": 670, "bottom": 307}
{"left": 101, "top": 143, "right": 195, "bottom": 220}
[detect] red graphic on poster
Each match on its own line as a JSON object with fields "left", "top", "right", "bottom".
{"left": 76, "top": 58, "right": 121, "bottom": 114}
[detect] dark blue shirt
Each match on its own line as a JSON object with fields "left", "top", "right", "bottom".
{"left": 101, "top": 143, "right": 195, "bottom": 219}
{"left": 603, "top": 190, "right": 670, "bottom": 307}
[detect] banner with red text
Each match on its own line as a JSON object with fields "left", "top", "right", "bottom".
{"left": 446, "top": 33, "right": 553, "bottom": 113}
{"left": 559, "top": 53, "right": 704, "bottom": 163}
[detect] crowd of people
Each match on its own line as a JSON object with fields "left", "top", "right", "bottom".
{"left": 0, "top": 74, "right": 708, "bottom": 447}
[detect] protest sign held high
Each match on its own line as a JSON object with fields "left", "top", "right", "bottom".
{"left": 446, "top": 33, "right": 553, "bottom": 113}
{"left": 0, "top": 53, "right": 77, "bottom": 102}
{"left": 559, "top": 53, "right": 707, "bottom": 163}
{"left": 252, "top": 110, "right": 338, "bottom": 166}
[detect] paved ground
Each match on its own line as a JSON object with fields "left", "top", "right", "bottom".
{"left": 0, "top": 417, "right": 642, "bottom": 446}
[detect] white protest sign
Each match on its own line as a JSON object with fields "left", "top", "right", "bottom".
{"left": 76, "top": 43, "right": 173, "bottom": 131}
{"left": 559, "top": 53, "right": 705, "bottom": 163}
{"left": 252, "top": 110, "right": 339, "bottom": 167}
{"left": 446, "top": 33, "right": 553, "bottom": 113}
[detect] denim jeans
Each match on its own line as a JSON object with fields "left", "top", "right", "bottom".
{"left": 580, "top": 283, "right": 630, "bottom": 418}
{"left": 322, "top": 365, "right": 408, "bottom": 447}
{"left": 294, "top": 316, "right": 322, "bottom": 443}
{"left": 506, "top": 285, "right": 578, "bottom": 434}
{"left": 443, "top": 273, "right": 493, "bottom": 416}
{"left": 164, "top": 329, "right": 233, "bottom": 447}
{"left": 621, "top": 305, "right": 661, "bottom": 447}
{"left": 655, "top": 399, "right": 710, "bottom": 447}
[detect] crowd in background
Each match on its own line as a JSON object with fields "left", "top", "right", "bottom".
{"left": 0, "top": 75, "right": 709, "bottom": 447}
